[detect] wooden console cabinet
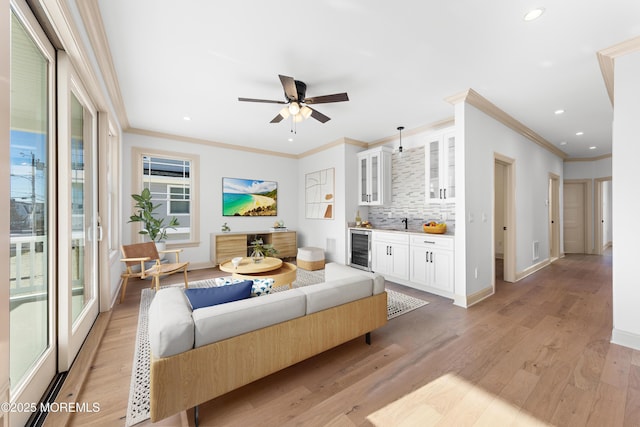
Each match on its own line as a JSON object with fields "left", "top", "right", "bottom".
{"left": 210, "top": 231, "right": 297, "bottom": 266}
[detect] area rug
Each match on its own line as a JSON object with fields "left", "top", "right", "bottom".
{"left": 125, "top": 270, "right": 428, "bottom": 426}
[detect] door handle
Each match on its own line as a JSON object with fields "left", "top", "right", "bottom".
{"left": 440, "top": 188, "right": 442, "bottom": 199}
{"left": 444, "top": 188, "right": 447, "bottom": 199}
{"left": 430, "top": 252, "right": 433, "bottom": 263}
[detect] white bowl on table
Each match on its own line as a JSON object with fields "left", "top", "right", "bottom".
{"left": 231, "top": 257, "right": 243, "bottom": 268}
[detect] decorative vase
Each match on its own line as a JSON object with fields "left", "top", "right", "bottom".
{"left": 251, "top": 249, "right": 264, "bottom": 263}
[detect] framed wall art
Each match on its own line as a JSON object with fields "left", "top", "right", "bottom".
{"left": 305, "top": 168, "right": 334, "bottom": 219}
{"left": 222, "top": 177, "right": 277, "bottom": 216}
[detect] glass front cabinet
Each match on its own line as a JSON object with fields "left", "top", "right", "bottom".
{"left": 358, "top": 146, "right": 392, "bottom": 206}
{"left": 426, "top": 131, "right": 455, "bottom": 204}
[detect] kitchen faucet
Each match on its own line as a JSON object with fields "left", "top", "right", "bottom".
{"left": 401, "top": 217, "right": 408, "bottom": 230}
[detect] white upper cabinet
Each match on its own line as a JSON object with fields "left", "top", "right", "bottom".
{"left": 426, "top": 130, "right": 455, "bottom": 204}
{"left": 358, "top": 146, "right": 392, "bottom": 205}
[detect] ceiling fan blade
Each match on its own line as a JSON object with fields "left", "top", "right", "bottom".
{"left": 238, "top": 97, "right": 287, "bottom": 104}
{"left": 304, "top": 92, "right": 349, "bottom": 104}
{"left": 279, "top": 75, "right": 298, "bottom": 101}
{"left": 309, "top": 107, "right": 331, "bottom": 123}
{"left": 270, "top": 113, "right": 285, "bottom": 123}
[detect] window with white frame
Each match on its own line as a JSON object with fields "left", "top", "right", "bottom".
{"left": 134, "top": 149, "right": 199, "bottom": 245}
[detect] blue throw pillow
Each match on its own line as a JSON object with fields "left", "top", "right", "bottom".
{"left": 184, "top": 280, "right": 252, "bottom": 310}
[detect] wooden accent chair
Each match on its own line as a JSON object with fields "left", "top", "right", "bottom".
{"left": 119, "top": 242, "right": 189, "bottom": 303}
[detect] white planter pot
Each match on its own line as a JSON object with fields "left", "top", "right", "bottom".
{"left": 155, "top": 241, "right": 166, "bottom": 260}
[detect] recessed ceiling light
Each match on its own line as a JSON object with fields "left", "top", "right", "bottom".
{"left": 560, "top": 141, "right": 567, "bottom": 145}
{"left": 288, "top": 138, "right": 293, "bottom": 142}
{"left": 524, "top": 8, "right": 545, "bottom": 21}
{"left": 554, "top": 109, "right": 565, "bottom": 115}
{"left": 589, "top": 146, "right": 597, "bottom": 150}
{"left": 183, "top": 116, "right": 191, "bottom": 121}
{"left": 575, "top": 131, "right": 584, "bottom": 136}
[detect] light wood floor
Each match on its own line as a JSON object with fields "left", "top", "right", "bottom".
{"left": 62, "top": 252, "right": 640, "bottom": 426}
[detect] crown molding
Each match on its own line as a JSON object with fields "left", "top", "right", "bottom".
{"left": 564, "top": 153, "right": 612, "bottom": 162}
{"left": 127, "top": 128, "right": 299, "bottom": 159}
{"left": 597, "top": 35, "right": 640, "bottom": 107}
{"left": 39, "top": 0, "right": 110, "bottom": 114}
{"left": 447, "top": 88, "right": 568, "bottom": 159}
{"left": 76, "top": 0, "right": 130, "bottom": 128}
{"left": 368, "top": 118, "right": 455, "bottom": 149}
{"left": 296, "top": 137, "right": 368, "bottom": 159}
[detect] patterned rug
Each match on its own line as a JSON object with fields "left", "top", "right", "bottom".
{"left": 125, "top": 269, "right": 428, "bottom": 426}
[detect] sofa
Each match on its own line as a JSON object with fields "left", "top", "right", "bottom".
{"left": 147, "top": 262, "right": 388, "bottom": 422}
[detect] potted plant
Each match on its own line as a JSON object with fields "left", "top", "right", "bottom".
{"left": 250, "top": 237, "right": 278, "bottom": 263}
{"left": 129, "top": 188, "right": 179, "bottom": 250}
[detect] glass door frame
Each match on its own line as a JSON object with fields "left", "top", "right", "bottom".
{"left": 56, "top": 51, "right": 100, "bottom": 372}
{"left": 8, "top": 2, "right": 58, "bottom": 425}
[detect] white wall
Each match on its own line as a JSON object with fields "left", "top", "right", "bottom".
{"left": 611, "top": 51, "right": 640, "bottom": 350}
{"left": 564, "top": 157, "right": 612, "bottom": 179}
{"left": 459, "top": 103, "right": 564, "bottom": 298}
{"left": 123, "top": 132, "right": 299, "bottom": 267}
{"left": 297, "top": 141, "right": 351, "bottom": 263}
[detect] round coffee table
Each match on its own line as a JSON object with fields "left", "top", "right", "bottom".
{"left": 219, "top": 257, "right": 297, "bottom": 289}
{"left": 219, "top": 256, "right": 282, "bottom": 274}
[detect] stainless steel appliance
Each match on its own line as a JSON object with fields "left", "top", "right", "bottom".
{"left": 349, "top": 228, "right": 372, "bottom": 271}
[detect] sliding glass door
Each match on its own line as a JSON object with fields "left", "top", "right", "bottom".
{"left": 57, "top": 52, "right": 100, "bottom": 372}
{"left": 9, "top": 6, "right": 101, "bottom": 424}
{"left": 9, "top": 4, "right": 57, "bottom": 425}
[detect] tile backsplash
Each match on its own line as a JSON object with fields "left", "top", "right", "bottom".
{"left": 367, "top": 146, "right": 455, "bottom": 232}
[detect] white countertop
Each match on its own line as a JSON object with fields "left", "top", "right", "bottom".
{"left": 349, "top": 227, "right": 454, "bottom": 237}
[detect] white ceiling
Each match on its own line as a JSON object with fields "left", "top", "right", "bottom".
{"left": 95, "top": 0, "right": 640, "bottom": 157}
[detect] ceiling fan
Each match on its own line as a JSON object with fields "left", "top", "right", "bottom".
{"left": 238, "top": 74, "right": 349, "bottom": 124}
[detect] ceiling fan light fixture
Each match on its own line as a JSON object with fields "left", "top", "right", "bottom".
{"left": 288, "top": 102, "right": 301, "bottom": 115}
{"left": 293, "top": 113, "right": 305, "bottom": 123}
{"left": 279, "top": 107, "right": 290, "bottom": 119}
{"left": 300, "top": 105, "right": 312, "bottom": 119}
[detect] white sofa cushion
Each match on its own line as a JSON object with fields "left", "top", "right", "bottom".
{"left": 192, "top": 289, "right": 306, "bottom": 347}
{"left": 148, "top": 287, "right": 195, "bottom": 358}
{"left": 324, "top": 262, "right": 386, "bottom": 295}
{"left": 298, "top": 276, "right": 373, "bottom": 315}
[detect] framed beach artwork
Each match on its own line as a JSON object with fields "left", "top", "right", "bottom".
{"left": 305, "top": 168, "right": 334, "bottom": 219}
{"left": 223, "top": 177, "right": 277, "bottom": 216}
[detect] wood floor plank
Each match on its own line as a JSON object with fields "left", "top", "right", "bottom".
{"left": 59, "top": 251, "right": 640, "bottom": 427}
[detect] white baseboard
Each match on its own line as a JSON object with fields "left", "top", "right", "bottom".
{"left": 611, "top": 328, "right": 640, "bottom": 351}
{"left": 515, "top": 258, "right": 550, "bottom": 281}
{"left": 453, "top": 285, "right": 494, "bottom": 308}
{"left": 189, "top": 261, "right": 216, "bottom": 270}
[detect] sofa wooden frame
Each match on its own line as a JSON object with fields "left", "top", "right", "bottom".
{"left": 149, "top": 291, "right": 388, "bottom": 422}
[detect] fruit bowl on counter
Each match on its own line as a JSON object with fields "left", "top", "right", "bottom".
{"left": 423, "top": 221, "right": 447, "bottom": 234}
{"left": 356, "top": 220, "right": 373, "bottom": 229}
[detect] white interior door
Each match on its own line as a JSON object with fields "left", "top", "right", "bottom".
{"left": 549, "top": 174, "right": 561, "bottom": 260}
{"left": 57, "top": 52, "right": 100, "bottom": 371}
{"left": 564, "top": 182, "right": 587, "bottom": 254}
{"left": 494, "top": 155, "right": 516, "bottom": 283}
